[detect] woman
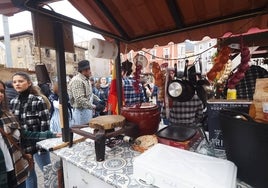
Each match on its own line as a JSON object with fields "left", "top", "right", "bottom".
{"left": 0, "top": 80, "right": 61, "bottom": 188}
{"left": 98, "top": 77, "right": 109, "bottom": 102}
{"left": 0, "top": 80, "right": 28, "bottom": 188}
{"left": 9, "top": 72, "right": 60, "bottom": 188}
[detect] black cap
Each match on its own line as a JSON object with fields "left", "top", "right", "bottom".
{"left": 78, "top": 60, "right": 90, "bottom": 72}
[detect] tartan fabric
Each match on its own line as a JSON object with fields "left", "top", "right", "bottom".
{"left": 235, "top": 65, "right": 268, "bottom": 100}
{"left": 0, "top": 112, "right": 29, "bottom": 186}
{"left": 122, "top": 77, "right": 145, "bottom": 106}
{"left": 162, "top": 94, "right": 203, "bottom": 126}
{"left": 10, "top": 94, "right": 50, "bottom": 154}
{"left": 68, "top": 72, "right": 95, "bottom": 109}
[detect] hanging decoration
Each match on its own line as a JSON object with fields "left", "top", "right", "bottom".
{"left": 227, "top": 45, "right": 251, "bottom": 89}
{"left": 133, "top": 54, "right": 148, "bottom": 93}
{"left": 133, "top": 64, "right": 142, "bottom": 93}
{"left": 151, "top": 62, "right": 166, "bottom": 101}
{"left": 206, "top": 46, "right": 231, "bottom": 81}
{"left": 216, "top": 59, "right": 232, "bottom": 85}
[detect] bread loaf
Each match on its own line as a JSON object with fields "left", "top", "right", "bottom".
{"left": 132, "top": 135, "right": 158, "bottom": 153}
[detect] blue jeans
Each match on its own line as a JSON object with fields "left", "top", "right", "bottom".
{"left": 26, "top": 151, "right": 51, "bottom": 188}
{"left": 73, "top": 108, "right": 93, "bottom": 125}
{"left": 18, "top": 181, "right": 26, "bottom": 188}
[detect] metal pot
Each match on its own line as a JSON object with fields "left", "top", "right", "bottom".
{"left": 167, "top": 62, "right": 195, "bottom": 102}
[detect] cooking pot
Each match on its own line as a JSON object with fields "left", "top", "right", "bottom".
{"left": 121, "top": 103, "right": 160, "bottom": 136}
{"left": 167, "top": 62, "right": 195, "bottom": 102}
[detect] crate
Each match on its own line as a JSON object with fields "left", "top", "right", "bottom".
{"left": 207, "top": 99, "right": 252, "bottom": 150}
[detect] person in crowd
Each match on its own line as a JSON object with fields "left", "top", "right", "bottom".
{"left": 161, "top": 67, "right": 204, "bottom": 127}
{"left": 90, "top": 77, "right": 99, "bottom": 96}
{"left": 151, "top": 84, "right": 158, "bottom": 103}
{"left": 161, "top": 94, "right": 204, "bottom": 127}
{"left": 9, "top": 72, "right": 58, "bottom": 188}
{"left": 49, "top": 81, "right": 73, "bottom": 132}
{"left": 141, "top": 80, "right": 152, "bottom": 102}
{"left": 0, "top": 80, "right": 28, "bottom": 188}
{"left": 38, "top": 83, "right": 52, "bottom": 99}
{"left": 98, "top": 77, "right": 110, "bottom": 102}
{"left": 68, "top": 60, "right": 100, "bottom": 125}
{"left": 121, "top": 60, "right": 145, "bottom": 106}
{"left": 224, "top": 64, "right": 268, "bottom": 100}
{"left": 89, "top": 78, "right": 105, "bottom": 117}
{"left": 4, "top": 80, "right": 18, "bottom": 107}
{"left": 33, "top": 86, "right": 51, "bottom": 111}
{"left": 98, "top": 77, "right": 109, "bottom": 115}
{"left": 1, "top": 79, "right": 61, "bottom": 188}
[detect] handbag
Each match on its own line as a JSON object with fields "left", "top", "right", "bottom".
{"left": 0, "top": 127, "right": 34, "bottom": 171}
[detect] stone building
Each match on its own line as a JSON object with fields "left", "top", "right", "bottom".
{"left": 0, "top": 30, "right": 87, "bottom": 81}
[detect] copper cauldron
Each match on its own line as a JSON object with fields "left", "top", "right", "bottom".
{"left": 121, "top": 103, "right": 160, "bottom": 136}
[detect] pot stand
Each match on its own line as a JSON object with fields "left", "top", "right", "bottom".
{"left": 69, "top": 123, "right": 137, "bottom": 161}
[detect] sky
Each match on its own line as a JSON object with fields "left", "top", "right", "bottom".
{"left": 0, "top": 0, "right": 103, "bottom": 43}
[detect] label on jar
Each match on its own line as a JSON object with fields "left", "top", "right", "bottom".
{"left": 227, "top": 89, "right": 237, "bottom": 100}
{"left": 262, "top": 102, "right": 268, "bottom": 120}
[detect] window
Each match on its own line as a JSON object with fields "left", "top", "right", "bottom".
{"left": 163, "top": 48, "right": 170, "bottom": 59}
{"left": 206, "top": 51, "right": 212, "bottom": 62}
{"left": 127, "top": 51, "right": 133, "bottom": 61}
{"left": 177, "top": 45, "right": 185, "bottom": 58}
{"left": 73, "top": 54, "right": 77, "bottom": 62}
{"left": 17, "top": 46, "right": 22, "bottom": 58}
{"left": 150, "top": 49, "right": 156, "bottom": 60}
{"left": 31, "top": 47, "right": 36, "bottom": 56}
{"left": 45, "top": 49, "right": 50, "bottom": 57}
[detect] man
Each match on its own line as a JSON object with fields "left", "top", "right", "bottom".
{"left": 68, "top": 60, "right": 99, "bottom": 125}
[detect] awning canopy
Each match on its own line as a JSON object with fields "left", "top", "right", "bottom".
{"left": 1, "top": 0, "right": 268, "bottom": 53}
{"left": 67, "top": 0, "right": 268, "bottom": 52}
{"left": 219, "top": 28, "right": 268, "bottom": 58}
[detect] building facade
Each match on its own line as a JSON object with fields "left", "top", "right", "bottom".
{"left": 0, "top": 31, "right": 87, "bottom": 81}
{"left": 122, "top": 38, "right": 217, "bottom": 76}
{"left": 0, "top": 31, "right": 218, "bottom": 82}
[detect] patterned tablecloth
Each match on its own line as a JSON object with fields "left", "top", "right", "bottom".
{"left": 37, "top": 129, "right": 155, "bottom": 187}
{"left": 37, "top": 129, "right": 253, "bottom": 188}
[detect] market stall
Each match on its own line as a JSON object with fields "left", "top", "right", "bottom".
{"left": 1, "top": 1, "right": 268, "bottom": 188}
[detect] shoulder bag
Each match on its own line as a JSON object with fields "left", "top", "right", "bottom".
{"left": 0, "top": 127, "right": 34, "bottom": 186}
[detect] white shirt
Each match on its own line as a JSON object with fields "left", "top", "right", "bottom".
{"left": 0, "top": 133, "right": 14, "bottom": 171}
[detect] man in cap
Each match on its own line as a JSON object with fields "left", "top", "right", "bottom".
{"left": 68, "top": 60, "right": 100, "bottom": 125}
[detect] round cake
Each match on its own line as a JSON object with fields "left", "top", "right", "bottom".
{"left": 89, "top": 115, "right": 126, "bottom": 130}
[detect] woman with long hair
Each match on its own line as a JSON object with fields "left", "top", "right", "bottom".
{"left": 9, "top": 72, "right": 60, "bottom": 188}
{"left": 0, "top": 80, "right": 28, "bottom": 188}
